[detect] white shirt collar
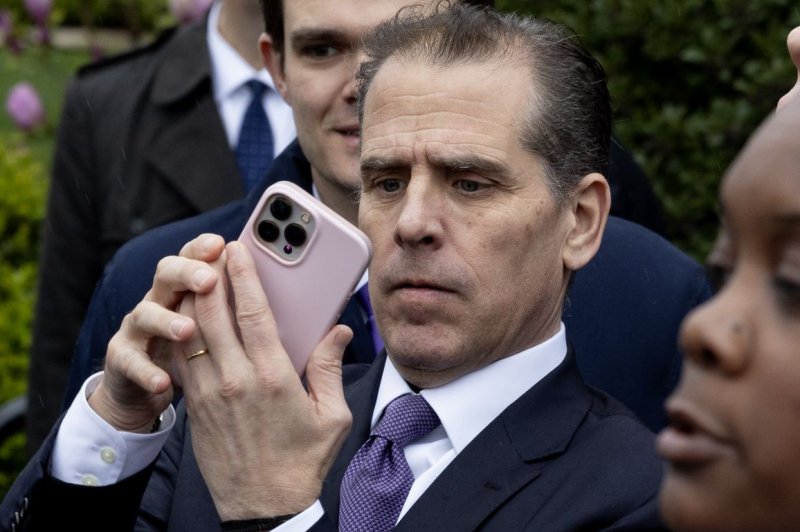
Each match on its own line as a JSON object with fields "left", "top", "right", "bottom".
{"left": 373, "top": 323, "right": 567, "bottom": 453}
{"left": 206, "top": 0, "right": 276, "bottom": 102}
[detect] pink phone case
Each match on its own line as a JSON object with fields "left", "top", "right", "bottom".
{"left": 238, "top": 181, "right": 372, "bottom": 375}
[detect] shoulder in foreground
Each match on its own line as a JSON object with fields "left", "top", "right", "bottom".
{"left": 74, "top": 25, "right": 179, "bottom": 81}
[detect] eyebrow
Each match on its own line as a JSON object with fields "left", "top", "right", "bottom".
{"left": 290, "top": 28, "right": 350, "bottom": 49}
{"left": 361, "top": 153, "right": 512, "bottom": 180}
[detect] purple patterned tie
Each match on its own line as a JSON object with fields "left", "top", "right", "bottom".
{"left": 339, "top": 394, "right": 440, "bottom": 531}
{"left": 356, "top": 284, "right": 385, "bottom": 355}
{"left": 235, "top": 80, "right": 274, "bottom": 193}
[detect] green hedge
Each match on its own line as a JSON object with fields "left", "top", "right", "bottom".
{"left": 0, "top": 135, "right": 44, "bottom": 496}
{"left": 501, "top": 0, "right": 800, "bottom": 259}
{"left": 0, "top": 0, "right": 169, "bottom": 32}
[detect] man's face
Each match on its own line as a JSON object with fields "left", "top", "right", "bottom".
{"left": 265, "top": 0, "right": 422, "bottom": 207}
{"left": 657, "top": 107, "right": 800, "bottom": 530}
{"left": 359, "top": 57, "right": 573, "bottom": 388}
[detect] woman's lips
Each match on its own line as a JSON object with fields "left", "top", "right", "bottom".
{"left": 657, "top": 402, "right": 735, "bottom": 468}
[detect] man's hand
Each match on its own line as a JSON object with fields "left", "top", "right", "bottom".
{"left": 173, "top": 241, "right": 353, "bottom": 520}
{"left": 778, "top": 26, "right": 800, "bottom": 109}
{"left": 88, "top": 234, "right": 225, "bottom": 433}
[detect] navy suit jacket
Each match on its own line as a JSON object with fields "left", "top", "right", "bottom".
{"left": 63, "top": 140, "right": 711, "bottom": 431}
{"left": 3, "top": 351, "right": 665, "bottom": 531}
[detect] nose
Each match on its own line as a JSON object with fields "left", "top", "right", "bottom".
{"left": 342, "top": 49, "right": 367, "bottom": 105}
{"left": 679, "top": 274, "right": 752, "bottom": 375}
{"left": 393, "top": 177, "right": 444, "bottom": 250}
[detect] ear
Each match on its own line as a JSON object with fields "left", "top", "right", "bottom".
{"left": 562, "top": 172, "right": 610, "bottom": 271}
{"left": 260, "top": 32, "right": 290, "bottom": 104}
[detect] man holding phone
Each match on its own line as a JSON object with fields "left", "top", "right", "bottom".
{"left": 61, "top": 0, "right": 710, "bottom": 432}
{"left": 3, "top": 5, "right": 670, "bottom": 530}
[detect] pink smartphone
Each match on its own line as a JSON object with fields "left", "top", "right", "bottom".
{"left": 238, "top": 181, "right": 372, "bottom": 376}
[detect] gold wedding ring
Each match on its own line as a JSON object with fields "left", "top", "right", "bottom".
{"left": 187, "top": 348, "right": 210, "bottom": 361}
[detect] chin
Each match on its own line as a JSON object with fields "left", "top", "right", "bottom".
{"left": 660, "top": 476, "right": 774, "bottom": 532}
{"left": 385, "top": 338, "right": 461, "bottom": 387}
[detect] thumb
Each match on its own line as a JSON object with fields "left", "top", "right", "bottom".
{"left": 305, "top": 325, "right": 353, "bottom": 410}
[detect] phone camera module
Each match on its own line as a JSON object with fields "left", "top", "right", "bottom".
{"left": 284, "top": 223, "right": 307, "bottom": 247}
{"left": 270, "top": 197, "right": 292, "bottom": 221}
{"left": 257, "top": 220, "right": 280, "bottom": 242}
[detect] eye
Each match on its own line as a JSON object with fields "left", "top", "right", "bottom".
{"left": 773, "top": 276, "right": 800, "bottom": 309}
{"left": 302, "top": 44, "right": 339, "bottom": 60}
{"left": 454, "top": 179, "right": 486, "bottom": 193}
{"left": 379, "top": 179, "right": 402, "bottom": 193}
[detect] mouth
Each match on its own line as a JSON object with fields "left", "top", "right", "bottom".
{"left": 656, "top": 399, "right": 734, "bottom": 469}
{"left": 392, "top": 279, "right": 455, "bottom": 293}
{"left": 334, "top": 126, "right": 360, "bottom": 139}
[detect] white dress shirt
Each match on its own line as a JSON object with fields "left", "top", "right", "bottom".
{"left": 206, "top": 0, "right": 295, "bottom": 155}
{"left": 51, "top": 324, "right": 567, "bottom": 531}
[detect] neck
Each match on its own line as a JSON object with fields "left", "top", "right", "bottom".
{"left": 217, "top": 1, "right": 265, "bottom": 69}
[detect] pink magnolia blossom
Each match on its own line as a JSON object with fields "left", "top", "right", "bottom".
{"left": 0, "top": 9, "right": 23, "bottom": 54}
{"left": 23, "top": 0, "right": 51, "bottom": 25}
{"left": 5, "top": 82, "right": 45, "bottom": 132}
{"left": 169, "top": 0, "right": 214, "bottom": 24}
{"left": 0, "top": 9, "right": 12, "bottom": 38}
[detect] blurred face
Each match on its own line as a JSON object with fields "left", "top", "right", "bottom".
{"left": 263, "top": 0, "right": 424, "bottom": 218}
{"left": 359, "top": 58, "right": 574, "bottom": 389}
{"left": 657, "top": 109, "right": 800, "bottom": 531}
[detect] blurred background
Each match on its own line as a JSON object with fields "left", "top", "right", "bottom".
{"left": 0, "top": 0, "right": 798, "bottom": 495}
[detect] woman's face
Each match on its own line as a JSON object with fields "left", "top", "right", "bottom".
{"left": 657, "top": 107, "right": 800, "bottom": 531}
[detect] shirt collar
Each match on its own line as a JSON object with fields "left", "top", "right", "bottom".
{"left": 206, "top": 0, "right": 276, "bottom": 101}
{"left": 373, "top": 323, "right": 567, "bottom": 453}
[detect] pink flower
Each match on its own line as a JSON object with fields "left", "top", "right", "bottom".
{"left": 169, "top": 0, "right": 214, "bottom": 24}
{"left": 5, "top": 82, "right": 45, "bottom": 132}
{"left": 0, "top": 8, "right": 22, "bottom": 54}
{"left": 23, "top": 0, "right": 51, "bottom": 25}
{"left": 0, "top": 9, "right": 12, "bottom": 38}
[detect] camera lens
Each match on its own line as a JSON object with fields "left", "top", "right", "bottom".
{"left": 257, "top": 220, "right": 280, "bottom": 242}
{"left": 284, "top": 223, "right": 307, "bottom": 247}
{"left": 270, "top": 197, "right": 292, "bottom": 221}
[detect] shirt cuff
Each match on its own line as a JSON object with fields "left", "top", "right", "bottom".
{"left": 272, "top": 500, "right": 324, "bottom": 531}
{"left": 50, "top": 371, "right": 176, "bottom": 486}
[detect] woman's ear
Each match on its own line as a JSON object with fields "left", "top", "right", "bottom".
{"left": 260, "top": 33, "right": 289, "bottom": 103}
{"left": 562, "top": 172, "right": 611, "bottom": 271}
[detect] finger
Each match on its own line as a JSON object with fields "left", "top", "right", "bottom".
{"left": 173, "top": 293, "right": 216, "bottom": 390}
{"left": 305, "top": 325, "right": 353, "bottom": 414}
{"left": 147, "top": 254, "right": 220, "bottom": 309}
{"left": 223, "top": 241, "right": 287, "bottom": 370}
{"left": 128, "top": 299, "right": 196, "bottom": 343}
{"left": 179, "top": 233, "right": 227, "bottom": 261}
{"left": 106, "top": 322, "right": 173, "bottom": 397}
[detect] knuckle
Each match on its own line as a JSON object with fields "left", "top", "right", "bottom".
{"left": 235, "top": 299, "right": 269, "bottom": 327}
{"left": 217, "top": 374, "right": 249, "bottom": 400}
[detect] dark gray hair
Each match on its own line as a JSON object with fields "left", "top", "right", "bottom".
{"left": 356, "top": 2, "right": 611, "bottom": 203}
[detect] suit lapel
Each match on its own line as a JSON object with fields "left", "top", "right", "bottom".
{"left": 396, "top": 349, "right": 593, "bottom": 531}
{"left": 147, "top": 19, "right": 243, "bottom": 212}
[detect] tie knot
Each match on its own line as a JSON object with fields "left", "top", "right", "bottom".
{"left": 245, "top": 79, "right": 267, "bottom": 99}
{"left": 373, "top": 394, "right": 440, "bottom": 447}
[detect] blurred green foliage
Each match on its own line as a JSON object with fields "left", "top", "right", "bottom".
{"left": 0, "top": 0, "right": 171, "bottom": 33}
{"left": 500, "top": 0, "right": 800, "bottom": 258}
{"left": 0, "top": 137, "right": 44, "bottom": 496}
